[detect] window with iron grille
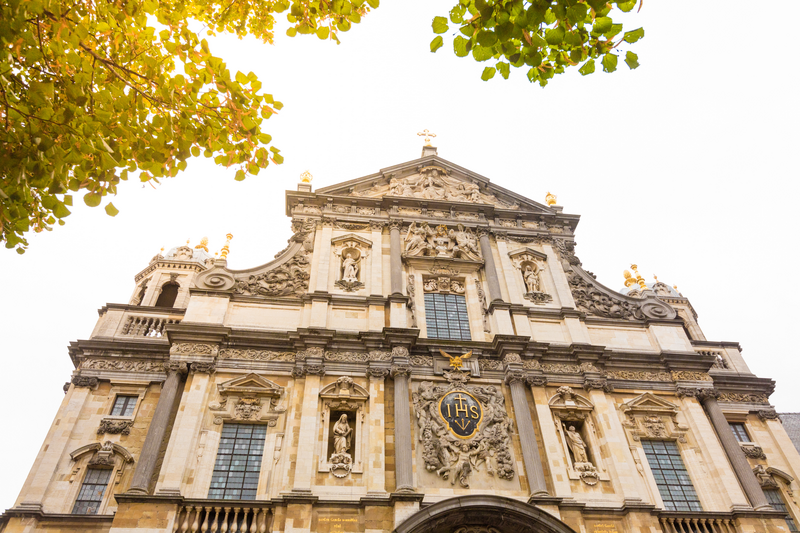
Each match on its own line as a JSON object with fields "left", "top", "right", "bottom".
{"left": 72, "top": 468, "right": 112, "bottom": 514}
{"left": 208, "top": 423, "right": 267, "bottom": 500}
{"left": 641, "top": 440, "right": 702, "bottom": 512}
{"left": 765, "top": 488, "right": 799, "bottom": 532}
{"left": 728, "top": 422, "right": 750, "bottom": 443}
{"left": 424, "top": 293, "right": 471, "bottom": 341}
{"left": 111, "top": 395, "right": 137, "bottom": 417}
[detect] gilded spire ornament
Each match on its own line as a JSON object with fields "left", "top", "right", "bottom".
{"left": 195, "top": 236, "right": 209, "bottom": 252}
{"left": 630, "top": 264, "right": 647, "bottom": 290}
{"left": 300, "top": 170, "right": 313, "bottom": 183}
{"left": 545, "top": 192, "right": 557, "bottom": 206}
{"left": 417, "top": 129, "right": 437, "bottom": 146}
{"left": 623, "top": 270, "right": 637, "bottom": 288}
{"left": 220, "top": 233, "right": 233, "bottom": 259}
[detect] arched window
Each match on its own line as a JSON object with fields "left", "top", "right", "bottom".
{"left": 154, "top": 282, "right": 179, "bottom": 308}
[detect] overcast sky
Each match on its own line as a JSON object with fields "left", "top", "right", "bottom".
{"left": 1, "top": 0, "right": 798, "bottom": 511}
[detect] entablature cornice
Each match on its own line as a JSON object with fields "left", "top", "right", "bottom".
{"left": 97, "top": 303, "right": 187, "bottom": 318}
{"left": 68, "top": 338, "right": 171, "bottom": 367}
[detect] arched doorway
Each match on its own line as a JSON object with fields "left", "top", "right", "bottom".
{"left": 394, "top": 495, "right": 577, "bottom": 533}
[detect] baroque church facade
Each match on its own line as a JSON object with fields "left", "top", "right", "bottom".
{"left": 3, "top": 146, "right": 800, "bottom": 533}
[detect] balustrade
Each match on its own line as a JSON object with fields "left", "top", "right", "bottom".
{"left": 659, "top": 516, "right": 738, "bottom": 533}
{"left": 121, "top": 315, "right": 180, "bottom": 338}
{"left": 173, "top": 504, "right": 270, "bottom": 533}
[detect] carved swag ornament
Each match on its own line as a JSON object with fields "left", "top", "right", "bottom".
{"left": 412, "top": 370, "right": 515, "bottom": 488}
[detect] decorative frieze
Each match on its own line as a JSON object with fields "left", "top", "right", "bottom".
{"left": 190, "top": 362, "right": 216, "bottom": 374}
{"left": 607, "top": 370, "right": 671, "bottom": 382}
{"left": 170, "top": 343, "right": 217, "bottom": 357}
{"left": 97, "top": 419, "right": 134, "bottom": 435}
{"left": 368, "top": 350, "right": 392, "bottom": 361}
{"left": 218, "top": 349, "right": 295, "bottom": 362}
{"left": 409, "top": 355, "right": 433, "bottom": 367}
{"left": 719, "top": 393, "right": 770, "bottom": 404}
{"left": 81, "top": 359, "right": 166, "bottom": 373}
{"left": 479, "top": 359, "right": 503, "bottom": 371}
{"left": 671, "top": 371, "right": 712, "bottom": 382}
{"left": 325, "top": 351, "right": 369, "bottom": 363}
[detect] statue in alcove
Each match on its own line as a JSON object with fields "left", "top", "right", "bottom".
{"left": 329, "top": 413, "right": 354, "bottom": 478}
{"left": 564, "top": 425, "right": 588, "bottom": 464}
{"left": 523, "top": 265, "right": 541, "bottom": 293}
{"left": 341, "top": 253, "right": 359, "bottom": 282}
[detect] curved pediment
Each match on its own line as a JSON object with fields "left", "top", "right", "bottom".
{"left": 319, "top": 376, "right": 369, "bottom": 401}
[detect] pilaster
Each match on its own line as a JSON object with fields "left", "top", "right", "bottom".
{"left": 367, "top": 367, "right": 390, "bottom": 494}
{"left": 314, "top": 224, "right": 334, "bottom": 292}
{"left": 291, "top": 363, "right": 324, "bottom": 492}
{"left": 391, "top": 351, "right": 414, "bottom": 493}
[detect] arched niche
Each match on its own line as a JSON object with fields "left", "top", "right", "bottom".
{"left": 318, "top": 376, "right": 369, "bottom": 477}
{"left": 394, "top": 494, "right": 577, "bottom": 533}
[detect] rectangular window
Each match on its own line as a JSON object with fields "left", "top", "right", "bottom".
{"left": 765, "top": 489, "right": 799, "bottom": 532}
{"left": 208, "top": 423, "right": 267, "bottom": 500}
{"left": 729, "top": 422, "right": 750, "bottom": 443}
{"left": 641, "top": 440, "right": 702, "bottom": 512}
{"left": 72, "top": 468, "right": 112, "bottom": 514}
{"left": 424, "top": 293, "right": 471, "bottom": 341}
{"left": 111, "top": 395, "right": 138, "bottom": 416}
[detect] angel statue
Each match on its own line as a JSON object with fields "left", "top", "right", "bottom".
{"left": 523, "top": 265, "right": 541, "bottom": 293}
{"left": 405, "top": 222, "right": 433, "bottom": 256}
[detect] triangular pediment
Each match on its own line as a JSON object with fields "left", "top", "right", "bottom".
{"left": 621, "top": 393, "right": 679, "bottom": 415}
{"left": 316, "top": 155, "right": 554, "bottom": 215}
{"left": 218, "top": 373, "right": 282, "bottom": 397}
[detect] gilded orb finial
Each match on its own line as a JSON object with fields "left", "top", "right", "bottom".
{"left": 186, "top": 238, "right": 190, "bottom": 245}
{"left": 220, "top": 233, "right": 233, "bottom": 259}
{"left": 417, "top": 129, "right": 437, "bottom": 147}
{"left": 630, "top": 264, "right": 648, "bottom": 290}
{"left": 195, "top": 236, "right": 209, "bottom": 252}
{"left": 545, "top": 192, "right": 557, "bottom": 206}
{"left": 300, "top": 170, "right": 313, "bottom": 183}
{"left": 623, "top": 270, "right": 638, "bottom": 288}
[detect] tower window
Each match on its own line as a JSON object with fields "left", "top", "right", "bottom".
{"left": 111, "top": 395, "right": 137, "bottom": 417}
{"left": 154, "top": 282, "right": 179, "bottom": 308}
{"left": 424, "top": 293, "right": 471, "bottom": 341}
{"left": 72, "top": 468, "right": 112, "bottom": 514}
{"left": 729, "top": 422, "right": 750, "bottom": 443}
{"left": 208, "top": 424, "right": 267, "bottom": 500}
{"left": 765, "top": 489, "right": 799, "bottom": 532}
{"left": 641, "top": 440, "right": 702, "bottom": 511}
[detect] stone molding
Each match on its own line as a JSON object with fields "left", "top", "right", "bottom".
{"left": 97, "top": 419, "right": 134, "bottom": 435}
{"left": 71, "top": 375, "right": 99, "bottom": 389}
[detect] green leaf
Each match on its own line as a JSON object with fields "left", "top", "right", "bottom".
{"left": 481, "top": 66, "right": 496, "bottom": 81}
{"left": 476, "top": 30, "right": 497, "bottom": 47}
{"left": 105, "top": 202, "right": 119, "bottom": 216}
{"left": 53, "top": 203, "right": 71, "bottom": 218}
{"left": 472, "top": 45, "right": 494, "bottom": 62}
{"left": 579, "top": 59, "right": 595, "bottom": 75}
{"left": 286, "top": 27, "right": 297, "bottom": 37}
{"left": 430, "top": 36, "right": 443, "bottom": 52}
{"left": 235, "top": 169, "right": 246, "bottom": 181}
{"left": 84, "top": 192, "right": 102, "bottom": 207}
{"left": 602, "top": 52, "right": 618, "bottom": 73}
{"left": 545, "top": 27, "right": 565, "bottom": 45}
{"left": 496, "top": 61, "right": 510, "bottom": 79}
{"left": 366, "top": 0, "right": 379, "bottom": 7}
{"left": 454, "top": 36, "right": 470, "bottom": 57}
{"left": 593, "top": 16, "right": 613, "bottom": 34}
{"left": 617, "top": 0, "right": 637, "bottom": 12}
{"left": 316, "top": 26, "right": 330, "bottom": 39}
{"left": 624, "top": 51, "right": 639, "bottom": 69}
{"left": 432, "top": 16, "right": 449, "bottom": 34}
{"left": 623, "top": 27, "right": 645, "bottom": 43}
{"left": 566, "top": 4, "right": 588, "bottom": 24}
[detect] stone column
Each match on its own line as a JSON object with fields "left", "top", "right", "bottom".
{"left": 691, "top": 388, "right": 771, "bottom": 510}
{"left": 291, "top": 363, "right": 325, "bottom": 493}
{"left": 504, "top": 363, "right": 548, "bottom": 496}
{"left": 391, "top": 356, "right": 414, "bottom": 492}
{"left": 389, "top": 220, "right": 403, "bottom": 296}
{"left": 367, "top": 367, "right": 390, "bottom": 494}
{"left": 477, "top": 227, "right": 503, "bottom": 303}
{"left": 155, "top": 362, "right": 216, "bottom": 495}
{"left": 128, "top": 362, "right": 187, "bottom": 494}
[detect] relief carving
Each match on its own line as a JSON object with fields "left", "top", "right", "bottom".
{"left": 742, "top": 445, "right": 767, "bottom": 460}
{"left": 478, "top": 359, "right": 503, "bottom": 371}
{"left": 620, "top": 393, "right": 688, "bottom": 443}
{"left": 218, "top": 349, "right": 295, "bottom": 362}
{"left": 407, "top": 274, "right": 418, "bottom": 327}
{"left": 718, "top": 393, "right": 770, "bottom": 404}
{"left": 423, "top": 276, "right": 466, "bottom": 294}
{"left": 71, "top": 376, "right": 99, "bottom": 389}
{"left": 97, "top": 419, "right": 134, "bottom": 435}
{"left": 190, "top": 362, "right": 216, "bottom": 374}
{"left": 753, "top": 465, "right": 779, "bottom": 488}
{"left": 671, "top": 371, "right": 712, "bottom": 382}
{"left": 404, "top": 222, "right": 481, "bottom": 260}
{"left": 170, "top": 343, "right": 217, "bottom": 356}
{"left": 379, "top": 166, "right": 511, "bottom": 207}
{"left": 412, "top": 372, "right": 515, "bottom": 488}
{"left": 81, "top": 359, "right": 166, "bottom": 373}
{"left": 757, "top": 409, "right": 780, "bottom": 421}
{"left": 607, "top": 370, "right": 671, "bottom": 382}
{"left": 475, "top": 279, "right": 491, "bottom": 334}
{"left": 325, "top": 351, "right": 369, "bottom": 363}
{"left": 410, "top": 355, "right": 434, "bottom": 367}
{"left": 368, "top": 350, "right": 392, "bottom": 362}
{"left": 234, "top": 397, "right": 262, "bottom": 420}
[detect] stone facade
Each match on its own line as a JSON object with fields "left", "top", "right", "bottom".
{"left": 2, "top": 147, "right": 799, "bottom": 533}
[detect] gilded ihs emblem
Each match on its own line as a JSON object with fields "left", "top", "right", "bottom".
{"left": 412, "top": 350, "right": 515, "bottom": 488}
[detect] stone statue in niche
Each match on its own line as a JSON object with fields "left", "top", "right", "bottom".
{"left": 516, "top": 260, "right": 552, "bottom": 304}
{"left": 405, "top": 222, "right": 434, "bottom": 256}
{"left": 329, "top": 414, "right": 354, "bottom": 478}
{"left": 342, "top": 253, "right": 359, "bottom": 282}
{"left": 334, "top": 247, "right": 365, "bottom": 292}
{"left": 562, "top": 422, "right": 598, "bottom": 485}
{"left": 564, "top": 425, "right": 588, "bottom": 463}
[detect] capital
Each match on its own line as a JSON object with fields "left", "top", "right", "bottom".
{"left": 757, "top": 409, "right": 780, "bottom": 421}
{"left": 526, "top": 376, "right": 548, "bottom": 387}
{"left": 503, "top": 353, "right": 522, "bottom": 365}
{"left": 583, "top": 378, "right": 612, "bottom": 392}
{"left": 504, "top": 369, "right": 526, "bottom": 385}
{"left": 71, "top": 375, "right": 99, "bottom": 389}
{"left": 392, "top": 346, "right": 409, "bottom": 358}
{"left": 370, "top": 220, "right": 386, "bottom": 231}
{"left": 367, "top": 367, "right": 390, "bottom": 380}
{"left": 165, "top": 361, "right": 189, "bottom": 375}
{"left": 476, "top": 226, "right": 490, "bottom": 238}
{"left": 696, "top": 388, "right": 720, "bottom": 402}
{"left": 304, "top": 364, "right": 326, "bottom": 376}
{"left": 676, "top": 387, "right": 699, "bottom": 398}
{"left": 190, "top": 362, "right": 216, "bottom": 374}
{"left": 391, "top": 364, "right": 411, "bottom": 378}
{"left": 388, "top": 219, "right": 403, "bottom": 231}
